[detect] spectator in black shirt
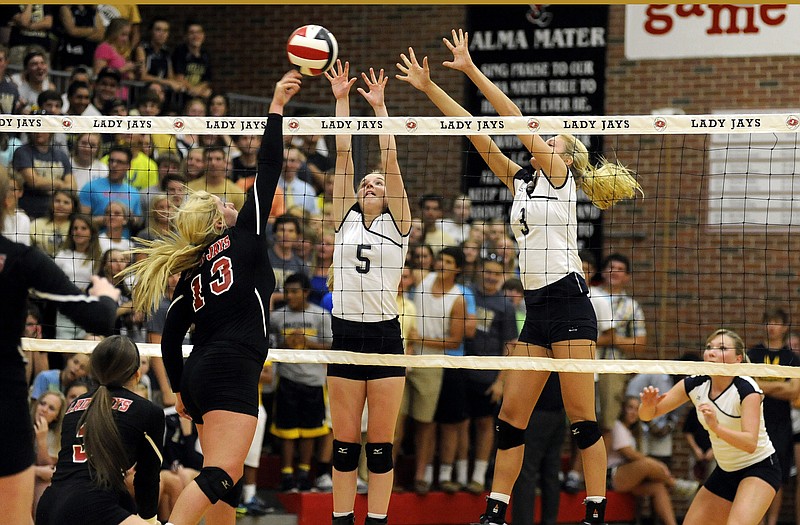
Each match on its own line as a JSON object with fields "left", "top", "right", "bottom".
{"left": 172, "top": 21, "right": 212, "bottom": 99}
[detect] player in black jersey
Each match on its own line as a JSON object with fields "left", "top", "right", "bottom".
{"left": 37, "top": 336, "right": 165, "bottom": 525}
{"left": 0, "top": 170, "right": 119, "bottom": 525}
{"left": 125, "top": 71, "right": 302, "bottom": 525}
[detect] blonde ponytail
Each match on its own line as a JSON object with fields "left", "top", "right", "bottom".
{"left": 123, "top": 191, "right": 224, "bottom": 313}
{"left": 558, "top": 134, "right": 643, "bottom": 210}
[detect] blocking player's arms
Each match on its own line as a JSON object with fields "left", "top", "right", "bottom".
{"left": 395, "top": 46, "right": 521, "bottom": 191}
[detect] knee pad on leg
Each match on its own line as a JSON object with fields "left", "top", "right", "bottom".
{"left": 365, "top": 442, "right": 394, "bottom": 474}
{"left": 495, "top": 419, "right": 526, "bottom": 450}
{"left": 220, "top": 477, "right": 244, "bottom": 507}
{"left": 194, "top": 466, "right": 234, "bottom": 504}
{"left": 571, "top": 420, "right": 601, "bottom": 450}
{"left": 332, "top": 440, "right": 361, "bottom": 472}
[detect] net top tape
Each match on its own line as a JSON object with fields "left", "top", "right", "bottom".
{"left": 4, "top": 114, "right": 796, "bottom": 136}
{"left": 21, "top": 338, "right": 800, "bottom": 378}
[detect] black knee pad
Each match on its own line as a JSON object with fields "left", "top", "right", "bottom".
{"left": 495, "top": 419, "right": 525, "bottom": 450}
{"left": 220, "top": 477, "right": 243, "bottom": 507}
{"left": 332, "top": 439, "right": 361, "bottom": 472}
{"left": 194, "top": 466, "right": 234, "bottom": 504}
{"left": 571, "top": 420, "right": 601, "bottom": 449}
{"left": 365, "top": 442, "right": 394, "bottom": 474}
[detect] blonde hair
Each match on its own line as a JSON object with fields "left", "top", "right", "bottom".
{"left": 705, "top": 328, "right": 749, "bottom": 363}
{"left": 124, "top": 191, "right": 224, "bottom": 313}
{"left": 559, "top": 134, "right": 643, "bottom": 210}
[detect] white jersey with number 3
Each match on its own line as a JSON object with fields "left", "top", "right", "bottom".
{"left": 333, "top": 204, "right": 408, "bottom": 323}
{"left": 509, "top": 168, "right": 583, "bottom": 291}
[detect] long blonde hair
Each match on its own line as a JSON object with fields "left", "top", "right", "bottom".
{"left": 124, "top": 191, "right": 224, "bottom": 313}
{"left": 559, "top": 134, "right": 643, "bottom": 210}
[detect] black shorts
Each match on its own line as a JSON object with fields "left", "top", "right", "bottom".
{"left": 519, "top": 272, "right": 597, "bottom": 349}
{"left": 270, "top": 376, "right": 328, "bottom": 439}
{"left": 434, "top": 368, "right": 468, "bottom": 424}
{"left": 328, "top": 316, "right": 406, "bottom": 380}
{"left": 465, "top": 377, "right": 500, "bottom": 419}
{"left": 767, "top": 423, "right": 793, "bottom": 482}
{"left": 703, "top": 453, "right": 781, "bottom": 502}
{"left": 0, "top": 364, "right": 35, "bottom": 476}
{"left": 180, "top": 342, "right": 263, "bottom": 424}
{"left": 36, "top": 479, "right": 136, "bottom": 525}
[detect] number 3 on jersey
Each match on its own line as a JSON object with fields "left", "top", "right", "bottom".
{"left": 191, "top": 256, "right": 234, "bottom": 311}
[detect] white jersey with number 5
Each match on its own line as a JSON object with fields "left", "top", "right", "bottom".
{"left": 333, "top": 204, "right": 409, "bottom": 323}
{"left": 509, "top": 168, "right": 583, "bottom": 291}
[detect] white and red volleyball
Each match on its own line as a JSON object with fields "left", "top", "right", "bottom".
{"left": 286, "top": 25, "right": 338, "bottom": 76}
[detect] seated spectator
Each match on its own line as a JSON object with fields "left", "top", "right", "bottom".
{"left": 441, "top": 193, "right": 473, "bottom": 246}
{"left": 53, "top": 214, "right": 103, "bottom": 338}
{"left": 309, "top": 228, "right": 334, "bottom": 306}
{"left": 97, "top": 200, "right": 133, "bottom": 252}
{"left": 14, "top": 127, "right": 74, "bottom": 219}
{"left": 135, "top": 17, "right": 182, "bottom": 92}
{"left": 69, "top": 132, "right": 108, "bottom": 191}
{"left": 407, "top": 243, "right": 435, "bottom": 290}
{"left": 96, "top": 248, "right": 142, "bottom": 339}
{"left": 281, "top": 146, "right": 320, "bottom": 215}
{"left": 36, "top": 89, "right": 62, "bottom": 115}
{"left": 11, "top": 47, "right": 53, "bottom": 112}
{"left": 7, "top": 6, "right": 56, "bottom": 66}
{"left": 0, "top": 44, "right": 21, "bottom": 115}
{"left": 93, "top": 18, "right": 136, "bottom": 101}
{"left": 22, "top": 303, "right": 48, "bottom": 385}
{"left": 269, "top": 272, "right": 333, "bottom": 492}
{"left": 172, "top": 20, "right": 212, "bottom": 99}
{"left": 175, "top": 97, "right": 207, "bottom": 156}
{"left": 134, "top": 92, "right": 177, "bottom": 159}
{"left": 187, "top": 145, "right": 245, "bottom": 210}
{"left": 180, "top": 146, "right": 204, "bottom": 182}
{"left": 59, "top": 67, "right": 91, "bottom": 110}
{"left": 32, "top": 390, "right": 65, "bottom": 514}
{"left": 269, "top": 214, "right": 310, "bottom": 308}
{"left": 63, "top": 377, "right": 92, "bottom": 406}
{"left": 31, "top": 353, "right": 90, "bottom": 400}
{"left": 78, "top": 145, "right": 142, "bottom": 229}
{"left": 288, "top": 134, "right": 330, "bottom": 193}
{"left": 208, "top": 93, "right": 237, "bottom": 152}
{"left": 63, "top": 80, "right": 100, "bottom": 117}
{"left": 96, "top": 4, "right": 142, "bottom": 49}
{"left": 102, "top": 96, "right": 128, "bottom": 117}
{"left": 608, "top": 396, "right": 698, "bottom": 525}
{"left": 160, "top": 171, "right": 187, "bottom": 209}
{"left": 136, "top": 193, "right": 171, "bottom": 244}
{"left": 90, "top": 67, "right": 122, "bottom": 118}
{"left": 0, "top": 131, "right": 22, "bottom": 168}
{"left": 102, "top": 133, "right": 158, "bottom": 191}
{"left": 55, "top": 5, "right": 103, "bottom": 71}
{"left": 1, "top": 170, "right": 31, "bottom": 245}
{"left": 419, "top": 194, "right": 456, "bottom": 255}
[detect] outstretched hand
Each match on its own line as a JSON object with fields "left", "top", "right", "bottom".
{"left": 395, "top": 47, "right": 432, "bottom": 92}
{"left": 324, "top": 59, "right": 357, "bottom": 100}
{"left": 639, "top": 385, "right": 665, "bottom": 409}
{"left": 273, "top": 70, "right": 302, "bottom": 107}
{"left": 89, "top": 275, "right": 121, "bottom": 303}
{"left": 357, "top": 67, "right": 388, "bottom": 108}
{"left": 442, "top": 29, "right": 474, "bottom": 72}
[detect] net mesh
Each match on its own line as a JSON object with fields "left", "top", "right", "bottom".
{"left": 9, "top": 113, "right": 800, "bottom": 378}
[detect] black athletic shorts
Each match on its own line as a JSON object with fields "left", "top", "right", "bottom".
{"left": 519, "top": 272, "right": 597, "bottom": 348}
{"left": 434, "top": 368, "right": 468, "bottom": 424}
{"left": 0, "top": 364, "right": 35, "bottom": 476}
{"left": 328, "top": 316, "right": 406, "bottom": 380}
{"left": 703, "top": 453, "right": 781, "bottom": 502}
{"left": 270, "top": 376, "right": 328, "bottom": 439}
{"left": 465, "top": 377, "right": 500, "bottom": 419}
{"left": 36, "top": 478, "right": 136, "bottom": 525}
{"left": 180, "top": 342, "right": 263, "bottom": 424}
{"left": 766, "top": 421, "right": 793, "bottom": 482}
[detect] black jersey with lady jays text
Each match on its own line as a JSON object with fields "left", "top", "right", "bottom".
{"left": 51, "top": 387, "right": 165, "bottom": 518}
{"left": 159, "top": 114, "right": 282, "bottom": 390}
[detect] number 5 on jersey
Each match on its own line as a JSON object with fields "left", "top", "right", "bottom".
{"left": 191, "top": 256, "right": 234, "bottom": 311}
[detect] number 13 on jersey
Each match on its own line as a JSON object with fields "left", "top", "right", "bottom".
{"left": 191, "top": 256, "right": 234, "bottom": 311}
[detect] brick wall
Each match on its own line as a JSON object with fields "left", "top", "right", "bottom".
{"left": 140, "top": 5, "right": 799, "bottom": 521}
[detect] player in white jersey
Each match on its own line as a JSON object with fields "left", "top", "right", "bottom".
{"left": 324, "top": 61, "right": 411, "bottom": 525}
{"left": 396, "top": 30, "right": 642, "bottom": 525}
{"left": 639, "top": 329, "right": 780, "bottom": 525}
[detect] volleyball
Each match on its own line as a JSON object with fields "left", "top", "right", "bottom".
{"left": 286, "top": 25, "right": 338, "bottom": 76}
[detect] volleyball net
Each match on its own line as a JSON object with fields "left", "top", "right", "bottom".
{"left": 10, "top": 113, "right": 800, "bottom": 379}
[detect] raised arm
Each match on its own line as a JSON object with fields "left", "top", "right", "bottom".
{"left": 638, "top": 382, "right": 689, "bottom": 422}
{"left": 238, "top": 71, "right": 301, "bottom": 236}
{"left": 443, "top": 29, "right": 567, "bottom": 186}
{"left": 324, "top": 60, "right": 358, "bottom": 225}
{"left": 396, "top": 47, "right": 521, "bottom": 190}
{"left": 357, "top": 68, "right": 411, "bottom": 234}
